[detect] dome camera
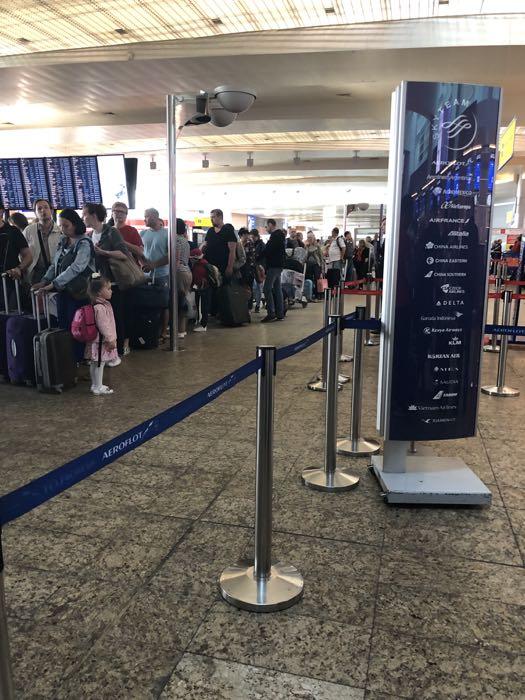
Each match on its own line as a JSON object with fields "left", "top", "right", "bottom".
{"left": 357, "top": 203, "right": 369, "bottom": 211}
{"left": 210, "top": 108, "right": 237, "bottom": 128}
{"left": 214, "top": 85, "right": 257, "bottom": 113}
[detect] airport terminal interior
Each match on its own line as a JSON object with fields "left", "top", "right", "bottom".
{"left": 0, "top": 1, "right": 525, "bottom": 698}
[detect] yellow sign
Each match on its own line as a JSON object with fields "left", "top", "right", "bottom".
{"left": 498, "top": 117, "right": 516, "bottom": 171}
{"left": 193, "top": 216, "right": 212, "bottom": 228}
{"left": 506, "top": 209, "right": 514, "bottom": 224}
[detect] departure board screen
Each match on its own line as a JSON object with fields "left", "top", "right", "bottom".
{"left": 20, "top": 158, "right": 49, "bottom": 207}
{"left": 71, "top": 156, "right": 102, "bottom": 207}
{"left": 0, "top": 159, "right": 26, "bottom": 209}
{"left": 45, "top": 157, "right": 76, "bottom": 208}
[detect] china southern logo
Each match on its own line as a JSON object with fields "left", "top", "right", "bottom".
{"left": 441, "top": 113, "right": 478, "bottom": 152}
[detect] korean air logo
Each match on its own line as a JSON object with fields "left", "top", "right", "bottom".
{"left": 441, "top": 113, "right": 477, "bottom": 152}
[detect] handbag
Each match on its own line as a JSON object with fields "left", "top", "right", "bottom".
{"left": 108, "top": 254, "right": 147, "bottom": 291}
{"left": 317, "top": 276, "right": 328, "bottom": 293}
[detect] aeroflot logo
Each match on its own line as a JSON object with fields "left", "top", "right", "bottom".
{"left": 441, "top": 113, "right": 477, "bottom": 152}
{"left": 102, "top": 420, "right": 154, "bottom": 460}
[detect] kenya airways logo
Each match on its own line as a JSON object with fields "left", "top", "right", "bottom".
{"left": 441, "top": 113, "right": 477, "bottom": 152}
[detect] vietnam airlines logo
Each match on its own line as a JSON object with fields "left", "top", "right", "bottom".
{"left": 441, "top": 113, "right": 477, "bottom": 152}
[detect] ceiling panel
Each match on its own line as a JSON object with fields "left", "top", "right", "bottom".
{"left": 0, "top": 0, "right": 522, "bottom": 57}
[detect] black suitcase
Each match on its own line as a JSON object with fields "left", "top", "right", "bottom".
{"left": 33, "top": 293, "right": 77, "bottom": 393}
{"left": 129, "top": 308, "right": 161, "bottom": 349}
{"left": 218, "top": 281, "right": 250, "bottom": 326}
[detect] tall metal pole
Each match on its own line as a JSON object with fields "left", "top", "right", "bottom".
{"left": 484, "top": 274, "right": 502, "bottom": 353}
{"left": 481, "top": 290, "right": 520, "bottom": 397}
{"left": 309, "top": 289, "right": 343, "bottom": 391}
{"left": 220, "top": 347, "right": 304, "bottom": 611}
{"left": 337, "top": 306, "right": 381, "bottom": 456}
{"left": 364, "top": 274, "right": 379, "bottom": 347}
{"left": 167, "top": 94, "right": 179, "bottom": 352}
{"left": 302, "top": 316, "right": 359, "bottom": 491}
{"left": 0, "top": 535, "right": 14, "bottom": 700}
{"left": 339, "top": 267, "right": 353, "bottom": 363}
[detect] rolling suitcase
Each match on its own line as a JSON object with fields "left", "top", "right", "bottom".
{"left": 0, "top": 273, "right": 18, "bottom": 381}
{"left": 218, "top": 280, "right": 250, "bottom": 326}
{"left": 129, "top": 308, "right": 161, "bottom": 349}
{"left": 33, "top": 293, "right": 77, "bottom": 393}
{"left": 6, "top": 286, "right": 41, "bottom": 386}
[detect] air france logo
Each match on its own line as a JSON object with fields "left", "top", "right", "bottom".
{"left": 441, "top": 113, "right": 478, "bottom": 152}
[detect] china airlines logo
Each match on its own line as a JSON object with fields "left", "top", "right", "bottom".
{"left": 441, "top": 113, "right": 477, "bottom": 152}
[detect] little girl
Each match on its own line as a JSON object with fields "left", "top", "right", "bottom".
{"left": 85, "top": 276, "right": 118, "bottom": 395}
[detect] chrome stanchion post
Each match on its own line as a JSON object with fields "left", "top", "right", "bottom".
{"left": 309, "top": 290, "right": 343, "bottom": 391}
{"left": 371, "top": 278, "right": 381, "bottom": 337}
{"left": 332, "top": 286, "right": 350, "bottom": 383}
{"left": 220, "top": 347, "right": 304, "bottom": 611}
{"left": 484, "top": 274, "right": 502, "bottom": 353}
{"left": 339, "top": 274, "right": 353, "bottom": 363}
{"left": 0, "top": 533, "right": 15, "bottom": 700}
{"left": 302, "top": 315, "right": 359, "bottom": 491}
{"left": 364, "top": 274, "right": 379, "bottom": 347}
{"left": 337, "top": 306, "right": 381, "bottom": 456}
{"left": 481, "top": 290, "right": 520, "bottom": 397}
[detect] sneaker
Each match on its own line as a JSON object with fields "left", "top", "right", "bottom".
{"left": 91, "top": 385, "right": 114, "bottom": 395}
{"left": 276, "top": 316, "right": 285, "bottom": 321}
{"left": 107, "top": 357, "right": 122, "bottom": 367}
{"left": 261, "top": 315, "right": 276, "bottom": 323}
{"left": 193, "top": 324, "right": 207, "bottom": 332}
{"left": 123, "top": 347, "right": 131, "bottom": 356}
{"left": 177, "top": 332, "right": 187, "bottom": 339}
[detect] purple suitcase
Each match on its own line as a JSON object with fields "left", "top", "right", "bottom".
{"left": 6, "top": 288, "right": 40, "bottom": 386}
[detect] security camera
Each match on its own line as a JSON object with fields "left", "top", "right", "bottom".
{"left": 214, "top": 85, "right": 257, "bottom": 113}
{"left": 202, "top": 153, "right": 209, "bottom": 169}
{"left": 246, "top": 151, "right": 254, "bottom": 168}
{"left": 149, "top": 156, "right": 157, "bottom": 170}
{"left": 210, "top": 108, "right": 236, "bottom": 128}
{"left": 293, "top": 151, "right": 301, "bottom": 166}
{"left": 186, "top": 92, "right": 211, "bottom": 125}
{"left": 357, "top": 203, "right": 369, "bottom": 211}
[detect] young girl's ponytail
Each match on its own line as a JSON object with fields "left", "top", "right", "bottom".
{"left": 88, "top": 275, "right": 109, "bottom": 301}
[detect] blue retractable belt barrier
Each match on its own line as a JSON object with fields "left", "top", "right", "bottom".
{"left": 276, "top": 323, "right": 335, "bottom": 362}
{"left": 485, "top": 324, "right": 525, "bottom": 336}
{"left": 343, "top": 316, "right": 381, "bottom": 331}
{"left": 0, "top": 356, "right": 262, "bottom": 526}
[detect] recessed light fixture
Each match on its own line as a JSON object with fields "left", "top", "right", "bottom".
{"left": 211, "top": 17, "right": 223, "bottom": 25}
{"left": 438, "top": 0, "right": 449, "bottom": 4}
{"left": 103, "top": 111, "right": 115, "bottom": 116}
{"left": 336, "top": 93, "right": 352, "bottom": 97}
{"left": 17, "top": 37, "right": 31, "bottom": 44}
{"left": 2, "top": 121, "right": 14, "bottom": 126}
{"left": 115, "top": 28, "right": 128, "bottom": 35}
{"left": 324, "top": 6, "right": 336, "bottom": 14}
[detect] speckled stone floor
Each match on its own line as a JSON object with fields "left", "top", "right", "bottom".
{"left": 1, "top": 297, "right": 524, "bottom": 699}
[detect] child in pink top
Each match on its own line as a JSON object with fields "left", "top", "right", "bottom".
{"left": 84, "top": 276, "right": 118, "bottom": 395}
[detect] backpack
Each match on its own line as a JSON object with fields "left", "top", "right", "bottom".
{"left": 71, "top": 303, "right": 98, "bottom": 342}
{"left": 204, "top": 263, "right": 222, "bottom": 288}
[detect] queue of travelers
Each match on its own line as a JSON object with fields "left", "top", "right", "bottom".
{"left": 0, "top": 199, "right": 380, "bottom": 394}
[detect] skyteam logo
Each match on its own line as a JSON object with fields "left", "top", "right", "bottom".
{"left": 439, "top": 113, "right": 477, "bottom": 152}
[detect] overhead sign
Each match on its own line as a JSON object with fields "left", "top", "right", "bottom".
{"left": 498, "top": 117, "right": 516, "bottom": 171}
{"left": 194, "top": 216, "right": 212, "bottom": 228}
{"left": 379, "top": 81, "right": 501, "bottom": 441}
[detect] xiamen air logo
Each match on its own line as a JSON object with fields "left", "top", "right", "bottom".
{"left": 435, "top": 112, "right": 478, "bottom": 152}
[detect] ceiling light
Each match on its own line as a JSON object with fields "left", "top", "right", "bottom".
{"left": 103, "top": 111, "right": 115, "bottom": 116}
{"left": 336, "top": 93, "right": 352, "bottom": 97}
{"left": 324, "top": 7, "right": 336, "bottom": 15}
{"left": 246, "top": 151, "right": 254, "bottom": 168}
{"left": 202, "top": 153, "right": 209, "bottom": 168}
{"left": 214, "top": 85, "right": 256, "bottom": 114}
{"left": 293, "top": 151, "right": 301, "bottom": 166}
{"left": 211, "top": 17, "right": 223, "bottom": 25}
{"left": 17, "top": 37, "right": 31, "bottom": 44}
{"left": 438, "top": 0, "right": 449, "bottom": 4}
{"left": 210, "top": 108, "right": 236, "bottom": 128}
{"left": 115, "top": 28, "right": 128, "bottom": 35}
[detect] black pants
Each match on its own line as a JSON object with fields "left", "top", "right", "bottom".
{"left": 110, "top": 285, "right": 126, "bottom": 355}
{"left": 195, "top": 287, "right": 211, "bottom": 327}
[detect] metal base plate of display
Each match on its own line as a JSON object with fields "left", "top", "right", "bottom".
{"left": 371, "top": 455, "right": 492, "bottom": 505}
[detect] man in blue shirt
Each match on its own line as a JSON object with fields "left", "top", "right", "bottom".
{"left": 141, "top": 208, "right": 169, "bottom": 338}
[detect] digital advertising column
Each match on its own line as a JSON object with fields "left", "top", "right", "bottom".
{"left": 375, "top": 81, "right": 500, "bottom": 504}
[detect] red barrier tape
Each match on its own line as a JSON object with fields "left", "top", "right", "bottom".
{"left": 343, "top": 289, "right": 382, "bottom": 296}
{"left": 488, "top": 292, "right": 525, "bottom": 300}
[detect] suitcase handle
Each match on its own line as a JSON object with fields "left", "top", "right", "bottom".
{"left": 1, "top": 273, "right": 22, "bottom": 315}
{"left": 33, "top": 290, "right": 51, "bottom": 332}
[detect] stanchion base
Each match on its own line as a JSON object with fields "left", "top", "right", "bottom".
{"left": 364, "top": 339, "right": 380, "bottom": 347}
{"left": 307, "top": 380, "right": 343, "bottom": 392}
{"left": 483, "top": 345, "right": 500, "bottom": 353}
{"left": 301, "top": 466, "right": 360, "bottom": 492}
{"left": 340, "top": 354, "right": 353, "bottom": 362}
{"left": 481, "top": 385, "right": 520, "bottom": 397}
{"left": 219, "top": 562, "right": 304, "bottom": 612}
{"left": 337, "top": 437, "right": 381, "bottom": 456}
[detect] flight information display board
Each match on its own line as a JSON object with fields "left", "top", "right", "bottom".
{"left": 71, "top": 156, "right": 102, "bottom": 208}
{"left": 20, "top": 158, "right": 50, "bottom": 206}
{"left": 45, "top": 157, "right": 77, "bottom": 209}
{"left": 0, "top": 159, "right": 26, "bottom": 209}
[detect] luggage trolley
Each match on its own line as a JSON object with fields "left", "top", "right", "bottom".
{"left": 281, "top": 264, "right": 308, "bottom": 309}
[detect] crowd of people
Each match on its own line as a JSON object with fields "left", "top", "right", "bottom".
{"left": 0, "top": 201, "right": 382, "bottom": 394}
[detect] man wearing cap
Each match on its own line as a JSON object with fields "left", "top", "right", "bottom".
{"left": 23, "top": 199, "right": 61, "bottom": 284}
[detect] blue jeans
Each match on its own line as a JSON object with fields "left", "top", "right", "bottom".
{"left": 253, "top": 280, "right": 263, "bottom": 306}
{"left": 263, "top": 267, "right": 284, "bottom": 318}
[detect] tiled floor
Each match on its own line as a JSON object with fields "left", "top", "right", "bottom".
{"left": 1, "top": 299, "right": 524, "bottom": 699}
